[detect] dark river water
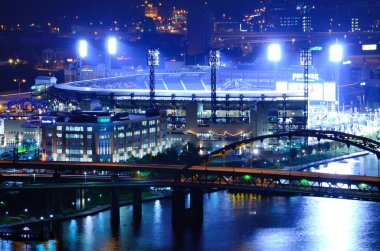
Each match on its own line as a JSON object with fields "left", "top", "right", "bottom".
{"left": 1, "top": 154, "right": 380, "bottom": 250}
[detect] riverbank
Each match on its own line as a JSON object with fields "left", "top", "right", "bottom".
{"left": 281, "top": 151, "right": 369, "bottom": 171}
{"left": 0, "top": 193, "right": 171, "bottom": 229}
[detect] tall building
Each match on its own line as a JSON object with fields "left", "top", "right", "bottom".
{"left": 263, "top": 0, "right": 316, "bottom": 32}
{"left": 187, "top": 7, "right": 212, "bottom": 60}
{"left": 144, "top": 4, "right": 159, "bottom": 19}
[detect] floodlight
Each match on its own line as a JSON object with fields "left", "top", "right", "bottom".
{"left": 329, "top": 44, "right": 343, "bottom": 62}
{"left": 78, "top": 40, "right": 88, "bottom": 58}
{"left": 267, "top": 44, "right": 281, "bottom": 62}
{"left": 209, "top": 49, "right": 221, "bottom": 67}
{"left": 107, "top": 37, "right": 117, "bottom": 55}
{"left": 148, "top": 49, "right": 160, "bottom": 66}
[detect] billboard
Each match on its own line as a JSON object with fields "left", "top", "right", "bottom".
{"left": 362, "top": 44, "right": 377, "bottom": 51}
{"left": 288, "top": 82, "right": 323, "bottom": 101}
{"left": 323, "top": 82, "right": 336, "bottom": 101}
{"left": 277, "top": 81, "right": 336, "bottom": 102}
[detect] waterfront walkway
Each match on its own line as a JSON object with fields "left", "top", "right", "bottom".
{"left": 0, "top": 194, "right": 170, "bottom": 229}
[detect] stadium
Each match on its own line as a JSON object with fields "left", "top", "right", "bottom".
{"left": 40, "top": 65, "right": 336, "bottom": 148}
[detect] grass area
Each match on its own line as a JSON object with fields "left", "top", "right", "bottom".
{"left": 0, "top": 216, "right": 23, "bottom": 225}
{"left": 206, "top": 145, "right": 363, "bottom": 170}
{"left": 289, "top": 147, "right": 362, "bottom": 166}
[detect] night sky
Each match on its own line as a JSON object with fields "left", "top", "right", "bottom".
{"left": 0, "top": 0, "right": 378, "bottom": 23}
{"left": 0, "top": 0, "right": 293, "bottom": 22}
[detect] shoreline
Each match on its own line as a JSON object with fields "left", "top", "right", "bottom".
{"left": 0, "top": 194, "right": 171, "bottom": 229}
{"left": 281, "top": 151, "right": 370, "bottom": 171}
{"left": 0, "top": 152, "right": 372, "bottom": 229}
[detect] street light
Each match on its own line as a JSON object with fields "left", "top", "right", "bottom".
{"left": 84, "top": 172, "right": 87, "bottom": 182}
{"left": 329, "top": 44, "right": 343, "bottom": 112}
{"left": 13, "top": 78, "right": 26, "bottom": 93}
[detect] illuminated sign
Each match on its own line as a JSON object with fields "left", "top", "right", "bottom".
{"left": 42, "top": 119, "right": 56, "bottom": 124}
{"left": 97, "top": 117, "right": 110, "bottom": 123}
{"left": 323, "top": 82, "right": 336, "bottom": 101}
{"left": 362, "top": 44, "right": 377, "bottom": 51}
{"left": 310, "top": 46, "right": 323, "bottom": 51}
{"left": 276, "top": 82, "right": 288, "bottom": 92}
{"left": 292, "top": 73, "right": 319, "bottom": 81}
{"left": 288, "top": 83, "right": 323, "bottom": 101}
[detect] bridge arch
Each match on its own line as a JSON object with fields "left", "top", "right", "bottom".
{"left": 205, "top": 129, "right": 380, "bottom": 162}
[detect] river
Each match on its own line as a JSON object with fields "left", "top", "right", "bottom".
{"left": 1, "top": 154, "right": 380, "bottom": 250}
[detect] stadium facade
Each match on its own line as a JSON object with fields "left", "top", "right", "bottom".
{"left": 42, "top": 66, "right": 336, "bottom": 150}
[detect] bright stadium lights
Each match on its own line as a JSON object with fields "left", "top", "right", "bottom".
{"left": 329, "top": 44, "right": 343, "bottom": 62}
{"left": 78, "top": 40, "right": 88, "bottom": 58}
{"left": 107, "top": 37, "right": 117, "bottom": 55}
{"left": 148, "top": 49, "right": 160, "bottom": 66}
{"left": 267, "top": 44, "right": 281, "bottom": 62}
{"left": 209, "top": 49, "right": 221, "bottom": 67}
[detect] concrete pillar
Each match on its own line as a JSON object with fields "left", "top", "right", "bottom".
{"left": 75, "top": 189, "right": 85, "bottom": 210}
{"left": 189, "top": 188, "right": 203, "bottom": 223}
{"left": 46, "top": 190, "right": 53, "bottom": 216}
{"left": 110, "top": 188, "right": 120, "bottom": 225}
{"left": 53, "top": 170, "right": 61, "bottom": 182}
{"left": 133, "top": 187, "right": 142, "bottom": 221}
{"left": 50, "top": 190, "right": 62, "bottom": 215}
{"left": 46, "top": 190, "right": 62, "bottom": 215}
{"left": 172, "top": 188, "right": 186, "bottom": 225}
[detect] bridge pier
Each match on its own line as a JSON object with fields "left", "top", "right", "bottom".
{"left": 189, "top": 187, "right": 203, "bottom": 223}
{"left": 172, "top": 188, "right": 186, "bottom": 225}
{"left": 172, "top": 188, "right": 204, "bottom": 226}
{"left": 133, "top": 187, "right": 142, "bottom": 221}
{"left": 110, "top": 188, "right": 120, "bottom": 226}
{"left": 75, "top": 189, "right": 86, "bottom": 210}
{"left": 46, "top": 190, "right": 62, "bottom": 216}
{"left": 53, "top": 170, "right": 61, "bottom": 182}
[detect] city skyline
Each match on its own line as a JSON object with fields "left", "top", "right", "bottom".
{"left": 1, "top": 0, "right": 379, "bottom": 23}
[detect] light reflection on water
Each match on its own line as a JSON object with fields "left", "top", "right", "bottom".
{"left": 1, "top": 192, "right": 380, "bottom": 250}
{"left": 1, "top": 154, "right": 380, "bottom": 250}
{"left": 306, "top": 153, "right": 379, "bottom": 176}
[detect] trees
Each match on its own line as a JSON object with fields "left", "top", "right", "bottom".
{"left": 179, "top": 142, "right": 203, "bottom": 166}
{"left": 129, "top": 142, "right": 203, "bottom": 166}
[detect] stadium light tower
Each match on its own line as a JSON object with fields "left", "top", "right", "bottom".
{"left": 209, "top": 49, "right": 221, "bottom": 124}
{"left": 76, "top": 40, "right": 88, "bottom": 81}
{"left": 267, "top": 43, "right": 281, "bottom": 85}
{"left": 106, "top": 37, "right": 117, "bottom": 78}
{"left": 329, "top": 44, "right": 343, "bottom": 112}
{"left": 267, "top": 44, "right": 281, "bottom": 62}
{"left": 147, "top": 49, "right": 159, "bottom": 109}
{"left": 300, "top": 48, "right": 312, "bottom": 130}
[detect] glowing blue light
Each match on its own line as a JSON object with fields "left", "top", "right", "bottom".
{"left": 268, "top": 44, "right": 281, "bottom": 62}
{"left": 329, "top": 44, "right": 343, "bottom": 62}
{"left": 107, "top": 37, "right": 117, "bottom": 55}
{"left": 78, "top": 40, "right": 88, "bottom": 58}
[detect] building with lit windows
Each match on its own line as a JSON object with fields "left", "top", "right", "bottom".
{"left": 2, "top": 119, "right": 41, "bottom": 147}
{"left": 145, "top": 4, "right": 159, "bottom": 19}
{"left": 41, "top": 111, "right": 166, "bottom": 162}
